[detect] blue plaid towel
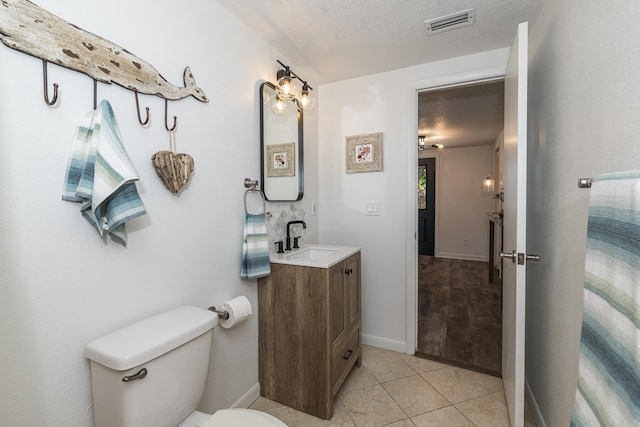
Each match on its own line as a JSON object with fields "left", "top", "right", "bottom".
{"left": 240, "top": 214, "right": 270, "bottom": 279}
{"left": 571, "top": 170, "right": 640, "bottom": 426}
{"left": 62, "top": 100, "right": 146, "bottom": 246}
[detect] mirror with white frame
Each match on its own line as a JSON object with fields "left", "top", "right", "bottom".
{"left": 260, "top": 82, "right": 303, "bottom": 201}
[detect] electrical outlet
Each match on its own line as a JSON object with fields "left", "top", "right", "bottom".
{"left": 312, "top": 201, "right": 318, "bottom": 216}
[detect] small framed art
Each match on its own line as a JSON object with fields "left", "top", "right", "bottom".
{"left": 266, "top": 142, "right": 296, "bottom": 177}
{"left": 345, "top": 132, "right": 383, "bottom": 173}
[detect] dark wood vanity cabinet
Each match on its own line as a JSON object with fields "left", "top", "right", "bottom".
{"left": 258, "top": 252, "right": 362, "bottom": 419}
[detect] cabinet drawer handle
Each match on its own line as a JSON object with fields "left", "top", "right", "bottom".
{"left": 344, "top": 268, "right": 353, "bottom": 275}
{"left": 343, "top": 349, "right": 353, "bottom": 360}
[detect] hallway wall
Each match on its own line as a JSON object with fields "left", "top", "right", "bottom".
{"left": 425, "top": 146, "right": 495, "bottom": 261}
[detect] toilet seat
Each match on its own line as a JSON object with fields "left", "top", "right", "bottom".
{"left": 197, "top": 408, "right": 286, "bottom": 427}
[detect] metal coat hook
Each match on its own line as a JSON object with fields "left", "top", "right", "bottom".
{"left": 42, "top": 60, "right": 58, "bottom": 106}
{"left": 134, "top": 91, "right": 150, "bottom": 125}
{"left": 93, "top": 79, "right": 98, "bottom": 110}
{"left": 164, "top": 99, "right": 177, "bottom": 131}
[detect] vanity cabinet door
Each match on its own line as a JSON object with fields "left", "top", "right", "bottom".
{"left": 330, "top": 253, "right": 362, "bottom": 397}
{"left": 344, "top": 252, "right": 361, "bottom": 333}
{"left": 329, "top": 263, "right": 346, "bottom": 346}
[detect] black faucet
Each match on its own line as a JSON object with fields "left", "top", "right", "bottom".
{"left": 286, "top": 220, "right": 307, "bottom": 251}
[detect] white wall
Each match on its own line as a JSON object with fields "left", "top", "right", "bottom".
{"left": 422, "top": 146, "right": 495, "bottom": 261}
{"left": 318, "top": 49, "right": 509, "bottom": 351}
{"left": 526, "top": 0, "right": 640, "bottom": 425}
{"left": 0, "top": 1, "right": 318, "bottom": 425}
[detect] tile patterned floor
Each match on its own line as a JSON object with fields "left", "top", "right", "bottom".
{"left": 250, "top": 345, "right": 537, "bottom": 427}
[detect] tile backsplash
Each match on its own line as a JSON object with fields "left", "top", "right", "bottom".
{"left": 265, "top": 202, "right": 306, "bottom": 253}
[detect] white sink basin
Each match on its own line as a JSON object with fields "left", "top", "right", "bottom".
{"left": 270, "top": 244, "right": 360, "bottom": 268}
{"left": 289, "top": 248, "right": 338, "bottom": 260}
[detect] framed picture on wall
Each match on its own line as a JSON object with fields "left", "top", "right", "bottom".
{"left": 266, "top": 142, "right": 296, "bottom": 177}
{"left": 345, "top": 132, "right": 383, "bottom": 173}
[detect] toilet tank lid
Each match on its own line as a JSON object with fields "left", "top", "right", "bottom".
{"left": 84, "top": 306, "right": 218, "bottom": 371}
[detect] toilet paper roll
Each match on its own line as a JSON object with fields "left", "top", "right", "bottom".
{"left": 219, "top": 296, "right": 253, "bottom": 328}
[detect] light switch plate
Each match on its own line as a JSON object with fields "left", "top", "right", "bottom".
{"left": 366, "top": 201, "right": 380, "bottom": 216}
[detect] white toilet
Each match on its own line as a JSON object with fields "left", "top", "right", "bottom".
{"left": 84, "top": 306, "right": 286, "bottom": 427}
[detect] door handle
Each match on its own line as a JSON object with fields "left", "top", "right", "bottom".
{"left": 500, "top": 250, "right": 517, "bottom": 263}
{"left": 500, "top": 250, "right": 541, "bottom": 265}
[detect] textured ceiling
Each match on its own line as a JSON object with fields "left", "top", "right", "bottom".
{"left": 217, "top": 0, "right": 541, "bottom": 148}
{"left": 217, "top": 0, "right": 544, "bottom": 84}
{"left": 419, "top": 80, "right": 504, "bottom": 149}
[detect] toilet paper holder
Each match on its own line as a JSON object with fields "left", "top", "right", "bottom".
{"left": 208, "top": 306, "right": 230, "bottom": 320}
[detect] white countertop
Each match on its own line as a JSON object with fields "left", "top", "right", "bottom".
{"left": 269, "top": 244, "right": 361, "bottom": 269}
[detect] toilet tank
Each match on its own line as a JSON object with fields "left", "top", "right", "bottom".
{"left": 84, "top": 306, "right": 219, "bottom": 427}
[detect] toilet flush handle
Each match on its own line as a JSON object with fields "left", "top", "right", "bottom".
{"left": 122, "top": 367, "right": 147, "bottom": 382}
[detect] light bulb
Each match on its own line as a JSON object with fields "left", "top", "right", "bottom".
{"left": 280, "top": 78, "right": 292, "bottom": 95}
{"left": 270, "top": 94, "right": 289, "bottom": 115}
{"left": 297, "top": 83, "right": 315, "bottom": 111}
{"left": 298, "top": 90, "right": 315, "bottom": 111}
{"left": 418, "top": 136, "right": 425, "bottom": 150}
{"left": 276, "top": 68, "right": 300, "bottom": 100}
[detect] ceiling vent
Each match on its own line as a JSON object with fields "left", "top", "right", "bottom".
{"left": 425, "top": 8, "right": 475, "bottom": 35}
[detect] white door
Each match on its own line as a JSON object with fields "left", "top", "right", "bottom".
{"left": 501, "top": 21, "right": 530, "bottom": 427}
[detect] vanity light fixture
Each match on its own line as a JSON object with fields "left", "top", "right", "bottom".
{"left": 418, "top": 135, "right": 426, "bottom": 150}
{"left": 275, "top": 60, "right": 315, "bottom": 111}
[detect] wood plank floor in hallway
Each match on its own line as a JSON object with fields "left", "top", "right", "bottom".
{"left": 417, "top": 256, "right": 502, "bottom": 376}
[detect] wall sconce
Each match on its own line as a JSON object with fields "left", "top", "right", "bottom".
{"left": 483, "top": 173, "right": 495, "bottom": 193}
{"left": 275, "top": 60, "right": 314, "bottom": 111}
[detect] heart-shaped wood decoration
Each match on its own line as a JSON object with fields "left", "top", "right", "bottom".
{"left": 151, "top": 150, "right": 195, "bottom": 194}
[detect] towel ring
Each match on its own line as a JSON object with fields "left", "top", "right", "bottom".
{"left": 244, "top": 188, "right": 266, "bottom": 215}
{"left": 243, "top": 178, "right": 266, "bottom": 215}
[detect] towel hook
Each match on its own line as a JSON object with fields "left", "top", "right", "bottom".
{"left": 134, "top": 91, "right": 150, "bottom": 125}
{"left": 164, "top": 99, "right": 177, "bottom": 131}
{"left": 42, "top": 60, "right": 59, "bottom": 106}
{"left": 93, "top": 79, "right": 98, "bottom": 110}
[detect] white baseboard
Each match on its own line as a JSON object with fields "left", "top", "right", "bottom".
{"left": 232, "top": 382, "right": 261, "bottom": 409}
{"left": 437, "top": 252, "right": 489, "bottom": 262}
{"left": 525, "top": 377, "right": 547, "bottom": 427}
{"left": 362, "top": 334, "right": 407, "bottom": 353}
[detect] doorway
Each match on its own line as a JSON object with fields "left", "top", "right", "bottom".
{"left": 418, "top": 158, "right": 435, "bottom": 256}
{"left": 415, "top": 79, "right": 504, "bottom": 376}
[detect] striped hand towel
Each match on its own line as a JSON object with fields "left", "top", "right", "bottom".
{"left": 571, "top": 171, "right": 640, "bottom": 426}
{"left": 240, "top": 214, "right": 270, "bottom": 280}
{"left": 62, "top": 100, "right": 146, "bottom": 246}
